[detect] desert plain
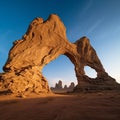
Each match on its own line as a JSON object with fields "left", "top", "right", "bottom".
{"left": 0, "top": 90, "right": 120, "bottom": 120}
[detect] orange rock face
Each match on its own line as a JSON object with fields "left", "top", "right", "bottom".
{"left": 0, "top": 14, "right": 119, "bottom": 95}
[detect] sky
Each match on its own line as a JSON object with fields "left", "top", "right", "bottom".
{"left": 0, "top": 0, "right": 120, "bottom": 87}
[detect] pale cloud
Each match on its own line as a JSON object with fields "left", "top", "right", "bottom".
{"left": 80, "top": 0, "right": 93, "bottom": 16}
{"left": 87, "top": 19, "right": 104, "bottom": 35}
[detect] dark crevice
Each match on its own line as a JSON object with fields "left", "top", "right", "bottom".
{"left": 32, "top": 32, "right": 35, "bottom": 38}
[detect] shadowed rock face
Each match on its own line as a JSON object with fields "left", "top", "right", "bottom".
{"left": 0, "top": 14, "right": 119, "bottom": 95}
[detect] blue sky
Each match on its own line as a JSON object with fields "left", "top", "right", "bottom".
{"left": 0, "top": 0, "right": 120, "bottom": 87}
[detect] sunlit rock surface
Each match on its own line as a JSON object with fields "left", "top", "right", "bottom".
{"left": 0, "top": 14, "right": 119, "bottom": 96}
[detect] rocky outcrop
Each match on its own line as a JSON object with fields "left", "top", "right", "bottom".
{"left": 0, "top": 14, "right": 119, "bottom": 96}
{"left": 69, "top": 82, "right": 75, "bottom": 89}
{"left": 51, "top": 81, "right": 75, "bottom": 92}
{"left": 55, "top": 80, "right": 63, "bottom": 89}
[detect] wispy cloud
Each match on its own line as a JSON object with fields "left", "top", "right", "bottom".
{"left": 96, "top": 21, "right": 120, "bottom": 40}
{"left": 87, "top": 19, "right": 104, "bottom": 35}
{"left": 80, "top": 0, "right": 93, "bottom": 16}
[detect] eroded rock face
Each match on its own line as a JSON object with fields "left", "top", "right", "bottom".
{"left": 55, "top": 80, "right": 63, "bottom": 89}
{"left": 0, "top": 14, "right": 119, "bottom": 95}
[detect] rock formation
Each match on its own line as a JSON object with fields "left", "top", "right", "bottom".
{"left": 0, "top": 14, "right": 119, "bottom": 96}
{"left": 69, "top": 82, "right": 75, "bottom": 89}
{"left": 64, "top": 85, "right": 68, "bottom": 89}
{"left": 51, "top": 81, "right": 75, "bottom": 93}
{"left": 55, "top": 80, "right": 63, "bottom": 89}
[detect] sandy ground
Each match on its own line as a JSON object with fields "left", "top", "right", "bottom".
{"left": 0, "top": 91, "right": 120, "bottom": 120}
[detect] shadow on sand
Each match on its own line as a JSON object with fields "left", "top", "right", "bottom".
{"left": 0, "top": 91, "right": 120, "bottom": 120}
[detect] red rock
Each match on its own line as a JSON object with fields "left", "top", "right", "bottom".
{"left": 0, "top": 14, "right": 119, "bottom": 95}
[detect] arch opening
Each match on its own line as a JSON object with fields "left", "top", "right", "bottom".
{"left": 84, "top": 66, "right": 97, "bottom": 78}
{"left": 42, "top": 55, "right": 77, "bottom": 93}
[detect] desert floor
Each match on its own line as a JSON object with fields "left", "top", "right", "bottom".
{"left": 0, "top": 91, "right": 120, "bottom": 120}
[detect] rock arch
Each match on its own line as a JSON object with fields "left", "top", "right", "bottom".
{"left": 0, "top": 14, "right": 119, "bottom": 95}
{"left": 43, "top": 54, "right": 77, "bottom": 88}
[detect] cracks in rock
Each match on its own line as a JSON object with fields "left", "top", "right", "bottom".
{"left": 41, "top": 47, "right": 59, "bottom": 65}
{"left": 14, "top": 65, "right": 32, "bottom": 76}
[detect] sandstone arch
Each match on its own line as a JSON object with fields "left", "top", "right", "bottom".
{"left": 0, "top": 14, "right": 119, "bottom": 95}
{"left": 43, "top": 55, "right": 77, "bottom": 87}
